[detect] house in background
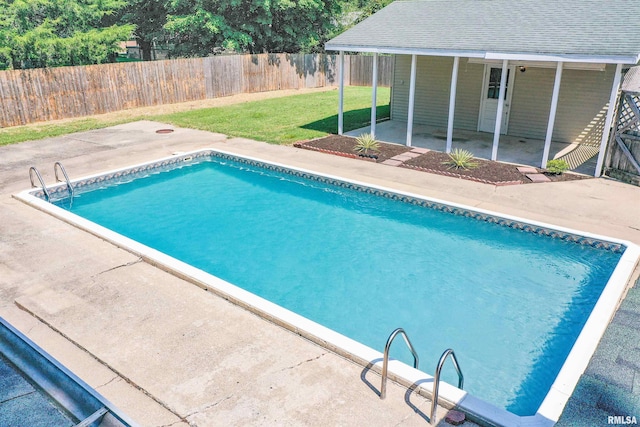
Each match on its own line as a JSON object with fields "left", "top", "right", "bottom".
{"left": 325, "top": 0, "right": 640, "bottom": 176}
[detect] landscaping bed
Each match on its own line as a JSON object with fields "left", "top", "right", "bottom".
{"left": 295, "top": 135, "right": 590, "bottom": 185}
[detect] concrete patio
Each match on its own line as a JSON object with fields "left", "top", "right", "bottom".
{"left": 346, "top": 120, "right": 599, "bottom": 175}
{"left": 0, "top": 117, "right": 638, "bottom": 426}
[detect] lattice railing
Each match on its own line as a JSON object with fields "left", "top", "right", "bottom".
{"left": 606, "top": 92, "right": 640, "bottom": 180}
{"left": 615, "top": 94, "right": 640, "bottom": 135}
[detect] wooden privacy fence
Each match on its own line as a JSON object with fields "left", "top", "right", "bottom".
{"left": 605, "top": 67, "right": 640, "bottom": 185}
{"left": 0, "top": 53, "right": 393, "bottom": 127}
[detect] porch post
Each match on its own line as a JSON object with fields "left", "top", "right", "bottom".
{"left": 541, "top": 62, "right": 563, "bottom": 168}
{"left": 491, "top": 59, "right": 509, "bottom": 161}
{"left": 446, "top": 56, "right": 460, "bottom": 153}
{"left": 338, "top": 51, "right": 344, "bottom": 135}
{"left": 594, "top": 63, "right": 623, "bottom": 177}
{"left": 406, "top": 54, "right": 417, "bottom": 147}
{"left": 370, "top": 53, "right": 379, "bottom": 138}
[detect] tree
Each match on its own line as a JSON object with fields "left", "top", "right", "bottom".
{"left": 0, "top": 0, "right": 133, "bottom": 69}
{"left": 164, "top": 0, "right": 341, "bottom": 57}
{"left": 343, "top": 0, "right": 393, "bottom": 26}
{"left": 121, "top": 0, "right": 168, "bottom": 61}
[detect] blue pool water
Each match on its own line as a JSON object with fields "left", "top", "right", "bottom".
{"left": 56, "top": 157, "right": 622, "bottom": 416}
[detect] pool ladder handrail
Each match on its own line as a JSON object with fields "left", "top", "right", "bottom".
{"left": 54, "top": 161, "right": 74, "bottom": 199}
{"left": 29, "top": 166, "right": 50, "bottom": 201}
{"left": 380, "top": 327, "right": 419, "bottom": 399}
{"left": 430, "top": 348, "right": 464, "bottom": 425}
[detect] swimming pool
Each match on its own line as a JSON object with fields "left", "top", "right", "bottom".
{"left": 17, "top": 149, "right": 640, "bottom": 426}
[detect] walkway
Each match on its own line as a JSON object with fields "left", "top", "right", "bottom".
{"left": 0, "top": 120, "right": 639, "bottom": 426}
{"left": 347, "top": 121, "right": 599, "bottom": 175}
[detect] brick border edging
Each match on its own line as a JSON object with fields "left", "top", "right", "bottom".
{"left": 293, "top": 142, "right": 376, "bottom": 162}
{"left": 294, "top": 141, "right": 524, "bottom": 185}
{"left": 402, "top": 164, "right": 523, "bottom": 186}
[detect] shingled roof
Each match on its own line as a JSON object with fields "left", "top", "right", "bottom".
{"left": 325, "top": 0, "right": 640, "bottom": 64}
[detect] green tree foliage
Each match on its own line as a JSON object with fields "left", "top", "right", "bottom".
{"left": 0, "top": 0, "right": 133, "bottom": 69}
{"left": 121, "top": 0, "right": 167, "bottom": 61}
{"left": 343, "top": 0, "right": 393, "bottom": 25}
{"left": 164, "top": 0, "right": 341, "bottom": 56}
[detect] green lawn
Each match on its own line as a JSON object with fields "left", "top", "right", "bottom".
{"left": 0, "top": 118, "right": 132, "bottom": 147}
{"left": 154, "top": 86, "right": 390, "bottom": 144}
{"left": 0, "top": 86, "right": 390, "bottom": 146}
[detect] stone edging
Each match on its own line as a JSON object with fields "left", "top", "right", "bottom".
{"left": 294, "top": 141, "right": 524, "bottom": 186}
{"left": 402, "top": 163, "right": 523, "bottom": 186}
{"left": 293, "top": 142, "right": 376, "bottom": 161}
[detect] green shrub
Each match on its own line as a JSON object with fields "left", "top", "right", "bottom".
{"left": 545, "top": 159, "right": 570, "bottom": 174}
{"left": 443, "top": 148, "right": 479, "bottom": 170}
{"left": 353, "top": 133, "right": 380, "bottom": 156}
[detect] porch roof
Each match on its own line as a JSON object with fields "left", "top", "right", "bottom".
{"left": 325, "top": 0, "right": 640, "bottom": 65}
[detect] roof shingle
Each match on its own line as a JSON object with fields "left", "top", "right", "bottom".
{"left": 326, "top": 0, "right": 640, "bottom": 63}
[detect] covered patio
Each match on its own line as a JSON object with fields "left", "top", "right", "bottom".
{"left": 326, "top": 0, "right": 640, "bottom": 177}
{"left": 346, "top": 121, "right": 599, "bottom": 175}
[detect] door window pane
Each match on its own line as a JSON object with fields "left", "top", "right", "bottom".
{"left": 487, "top": 68, "right": 510, "bottom": 99}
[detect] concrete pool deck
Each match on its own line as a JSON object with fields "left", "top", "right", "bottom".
{"left": 0, "top": 119, "right": 639, "bottom": 426}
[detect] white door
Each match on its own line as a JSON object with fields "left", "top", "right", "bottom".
{"left": 478, "top": 65, "right": 515, "bottom": 134}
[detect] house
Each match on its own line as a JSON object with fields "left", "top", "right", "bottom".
{"left": 325, "top": 0, "right": 640, "bottom": 176}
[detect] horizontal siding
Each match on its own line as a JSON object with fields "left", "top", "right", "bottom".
{"left": 391, "top": 55, "right": 411, "bottom": 121}
{"left": 509, "top": 65, "right": 614, "bottom": 143}
{"left": 413, "top": 56, "right": 452, "bottom": 127}
{"left": 453, "top": 59, "right": 483, "bottom": 131}
{"left": 508, "top": 67, "right": 554, "bottom": 140}
{"left": 553, "top": 65, "right": 614, "bottom": 144}
{"left": 391, "top": 56, "right": 482, "bottom": 131}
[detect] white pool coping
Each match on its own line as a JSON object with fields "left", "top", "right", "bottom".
{"left": 15, "top": 149, "right": 640, "bottom": 427}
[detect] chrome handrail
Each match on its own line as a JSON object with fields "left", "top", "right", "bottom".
{"left": 29, "top": 166, "right": 50, "bottom": 201}
{"left": 430, "top": 348, "right": 464, "bottom": 424}
{"left": 380, "top": 328, "right": 419, "bottom": 399}
{"left": 54, "top": 161, "right": 74, "bottom": 199}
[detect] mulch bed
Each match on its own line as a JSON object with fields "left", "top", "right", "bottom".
{"left": 295, "top": 135, "right": 590, "bottom": 186}
{"left": 295, "top": 134, "right": 411, "bottom": 162}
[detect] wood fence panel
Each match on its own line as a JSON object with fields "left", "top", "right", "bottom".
{"left": 8, "top": 70, "right": 29, "bottom": 126}
{"left": 606, "top": 92, "right": 640, "bottom": 182}
{"left": 206, "top": 55, "right": 243, "bottom": 97}
{"left": 610, "top": 136, "right": 640, "bottom": 173}
{"left": 279, "top": 53, "right": 303, "bottom": 90}
{"left": 323, "top": 54, "right": 339, "bottom": 86}
{"left": 304, "top": 54, "right": 322, "bottom": 88}
{"left": 84, "top": 64, "right": 116, "bottom": 114}
{"left": 0, "top": 53, "right": 392, "bottom": 127}
{"left": 348, "top": 55, "right": 392, "bottom": 87}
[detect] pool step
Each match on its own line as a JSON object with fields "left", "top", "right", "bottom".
{"left": 380, "top": 327, "right": 464, "bottom": 426}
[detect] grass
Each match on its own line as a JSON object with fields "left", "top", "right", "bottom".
{"left": 154, "top": 87, "right": 390, "bottom": 144}
{"left": 0, "top": 86, "right": 390, "bottom": 146}
{"left": 0, "top": 118, "right": 132, "bottom": 147}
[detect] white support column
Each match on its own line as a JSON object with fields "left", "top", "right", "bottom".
{"left": 406, "top": 54, "right": 417, "bottom": 147}
{"left": 370, "top": 53, "right": 378, "bottom": 138}
{"left": 594, "top": 63, "right": 623, "bottom": 177}
{"left": 338, "top": 51, "right": 344, "bottom": 135}
{"left": 446, "top": 56, "right": 460, "bottom": 153}
{"left": 491, "top": 60, "right": 508, "bottom": 161}
{"left": 541, "top": 62, "right": 563, "bottom": 168}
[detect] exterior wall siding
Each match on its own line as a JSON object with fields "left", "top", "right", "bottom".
{"left": 391, "top": 56, "right": 484, "bottom": 131}
{"left": 391, "top": 55, "right": 411, "bottom": 121}
{"left": 453, "top": 59, "right": 484, "bottom": 131}
{"left": 391, "top": 55, "right": 451, "bottom": 126}
{"left": 508, "top": 67, "right": 554, "bottom": 139}
{"left": 509, "top": 64, "right": 614, "bottom": 143}
{"left": 392, "top": 56, "right": 615, "bottom": 144}
{"left": 554, "top": 65, "right": 615, "bottom": 144}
